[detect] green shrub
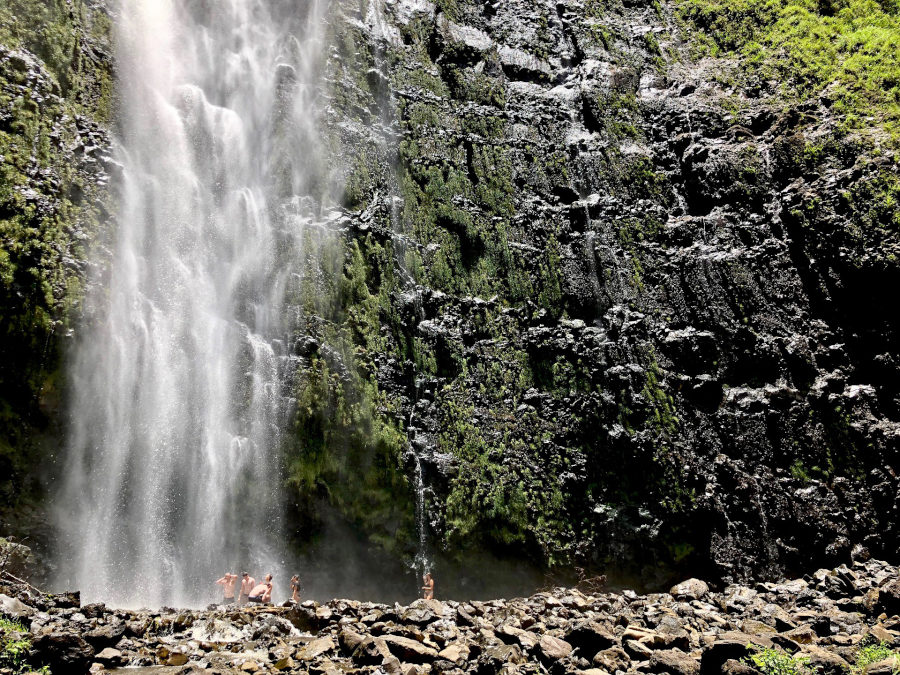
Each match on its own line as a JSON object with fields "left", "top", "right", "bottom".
{"left": 853, "top": 641, "right": 900, "bottom": 675}
{"left": 743, "top": 645, "right": 810, "bottom": 675}
{"left": 678, "top": 0, "right": 900, "bottom": 135}
{"left": 0, "top": 616, "right": 46, "bottom": 674}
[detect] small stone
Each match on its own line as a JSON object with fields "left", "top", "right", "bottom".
{"left": 240, "top": 660, "right": 260, "bottom": 672}
{"left": 167, "top": 652, "right": 190, "bottom": 666}
{"left": 273, "top": 656, "right": 295, "bottom": 670}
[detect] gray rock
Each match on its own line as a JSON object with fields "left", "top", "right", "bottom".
{"left": 670, "top": 579, "right": 710, "bottom": 601}
{"left": 649, "top": 649, "right": 701, "bottom": 675}
{"left": 0, "top": 594, "right": 35, "bottom": 619}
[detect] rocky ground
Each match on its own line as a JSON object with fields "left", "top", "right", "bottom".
{"left": 2, "top": 559, "right": 899, "bottom": 675}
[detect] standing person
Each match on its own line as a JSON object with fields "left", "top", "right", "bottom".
{"left": 290, "top": 575, "right": 301, "bottom": 604}
{"left": 239, "top": 572, "right": 256, "bottom": 605}
{"left": 422, "top": 572, "right": 434, "bottom": 600}
{"left": 215, "top": 572, "right": 238, "bottom": 604}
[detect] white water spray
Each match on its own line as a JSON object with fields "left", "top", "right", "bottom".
{"left": 57, "top": 0, "right": 329, "bottom": 608}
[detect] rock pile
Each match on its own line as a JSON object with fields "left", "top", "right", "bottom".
{"left": 2, "top": 560, "right": 899, "bottom": 675}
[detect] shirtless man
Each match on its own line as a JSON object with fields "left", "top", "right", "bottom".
{"left": 215, "top": 572, "right": 238, "bottom": 604}
{"left": 248, "top": 574, "right": 273, "bottom": 605}
{"left": 239, "top": 572, "right": 256, "bottom": 605}
{"left": 422, "top": 572, "right": 434, "bottom": 600}
{"left": 290, "top": 575, "right": 301, "bottom": 604}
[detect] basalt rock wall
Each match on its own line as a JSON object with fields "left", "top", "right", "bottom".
{"left": 1, "top": 0, "right": 899, "bottom": 589}
{"left": 307, "top": 0, "right": 900, "bottom": 586}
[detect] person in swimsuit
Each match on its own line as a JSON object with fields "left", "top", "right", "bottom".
{"left": 239, "top": 572, "right": 256, "bottom": 605}
{"left": 248, "top": 574, "right": 273, "bottom": 605}
{"left": 215, "top": 572, "right": 238, "bottom": 604}
{"left": 290, "top": 575, "right": 301, "bottom": 603}
{"left": 422, "top": 572, "right": 434, "bottom": 600}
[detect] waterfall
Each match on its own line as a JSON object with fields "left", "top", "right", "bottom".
{"left": 56, "top": 0, "right": 329, "bottom": 608}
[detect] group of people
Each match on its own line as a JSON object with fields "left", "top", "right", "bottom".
{"left": 216, "top": 571, "right": 433, "bottom": 605}
{"left": 215, "top": 572, "right": 302, "bottom": 606}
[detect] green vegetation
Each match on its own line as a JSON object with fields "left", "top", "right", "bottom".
{"left": 0, "top": 0, "right": 113, "bottom": 118}
{"left": 440, "top": 399, "right": 574, "bottom": 562}
{"left": 853, "top": 641, "right": 900, "bottom": 675}
{"left": 678, "top": 0, "right": 900, "bottom": 134}
{"left": 743, "top": 645, "right": 811, "bottom": 675}
{"left": 284, "top": 234, "right": 416, "bottom": 554}
{"left": 0, "top": 617, "right": 45, "bottom": 674}
{"left": 0, "top": 0, "right": 112, "bottom": 513}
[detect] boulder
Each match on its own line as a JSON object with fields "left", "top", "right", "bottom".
{"left": 167, "top": 652, "right": 189, "bottom": 666}
{"left": 85, "top": 621, "right": 126, "bottom": 648}
{"left": 381, "top": 634, "right": 439, "bottom": 664}
{"left": 353, "top": 637, "right": 392, "bottom": 665}
{"left": 721, "top": 659, "right": 757, "bottom": 675}
{"left": 671, "top": 579, "right": 710, "bottom": 601}
{"left": 700, "top": 632, "right": 771, "bottom": 675}
{"left": 296, "top": 636, "right": 335, "bottom": 660}
{"left": 566, "top": 621, "right": 617, "bottom": 654}
{"left": 340, "top": 627, "right": 367, "bottom": 655}
{"left": 0, "top": 593, "right": 35, "bottom": 619}
{"left": 864, "top": 657, "right": 900, "bottom": 675}
{"left": 31, "top": 632, "right": 95, "bottom": 673}
{"left": 801, "top": 645, "right": 850, "bottom": 675}
{"left": 649, "top": 649, "right": 701, "bottom": 675}
{"left": 496, "top": 624, "right": 539, "bottom": 650}
{"left": 479, "top": 644, "right": 525, "bottom": 673}
{"left": 439, "top": 641, "right": 471, "bottom": 663}
{"left": 878, "top": 579, "right": 900, "bottom": 616}
{"left": 539, "top": 634, "right": 574, "bottom": 661}
{"left": 594, "top": 647, "right": 630, "bottom": 671}
{"left": 0, "top": 538, "right": 38, "bottom": 578}
{"left": 94, "top": 647, "right": 123, "bottom": 667}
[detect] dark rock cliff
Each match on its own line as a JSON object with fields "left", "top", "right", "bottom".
{"left": 307, "top": 0, "right": 900, "bottom": 587}
{"left": 0, "top": 0, "right": 113, "bottom": 541}
{"left": 1, "top": 0, "right": 898, "bottom": 591}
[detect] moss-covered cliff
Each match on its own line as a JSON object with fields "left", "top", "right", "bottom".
{"left": 0, "top": 0, "right": 112, "bottom": 529}
{"left": 294, "top": 0, "right": 900, "bottom": 587}
{"left": 1, "top": 0, "right": 898, "bottom": 590}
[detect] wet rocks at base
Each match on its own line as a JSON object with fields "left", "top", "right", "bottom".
{"left": 3, "top": 559, "right": 900, "bottom": 675}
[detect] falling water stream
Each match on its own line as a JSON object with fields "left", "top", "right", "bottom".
{"left": 56, "top": 0, "right": 328, "bottom": 608}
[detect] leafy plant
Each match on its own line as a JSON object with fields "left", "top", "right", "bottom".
{"left": 0, "top": 616, "right": 43, "bottom": 674}
{"left": 853, "top": 641, "right": 900, "bottom": 675}
{"left": 743, "top": 645, "right": 811, "bottom": 675}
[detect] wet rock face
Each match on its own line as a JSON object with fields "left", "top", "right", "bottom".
{"left": 2, "top": 0, "right": 899, "bottom": 587}
{"left": 310, "top": 0, "right": 900, "bottom": 584}
{"left": 5, "top": 559, "right": 900, "bottom": 674}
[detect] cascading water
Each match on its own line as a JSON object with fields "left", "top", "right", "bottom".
{"left": 56, "top": 0, "right": 329, "bottom": 608}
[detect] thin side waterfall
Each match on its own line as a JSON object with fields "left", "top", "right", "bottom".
{"left": 55, "top": 0, "right": 329, "bottom": 608}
